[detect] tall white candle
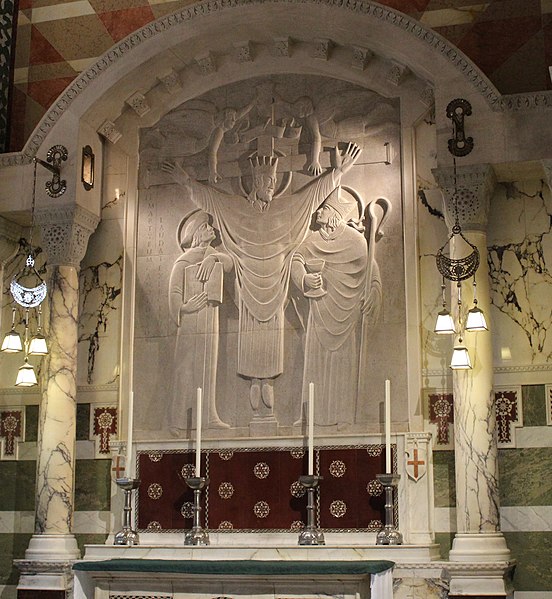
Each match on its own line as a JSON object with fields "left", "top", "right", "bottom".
{"left": 308, "top": 382, "right": 314, "bottom": 475}
{"left": 195, "top": 387, "right": 202, "bottom": 476}
{"left": 385, "top": 379, "right": 391, "bottom": 474}
{"left": 126, "top": 391, "right": 134, "bottom": 478}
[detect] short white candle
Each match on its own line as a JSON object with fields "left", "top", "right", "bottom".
{"left": 126, "top": 391, "right": 134, "bottom": 477}
{"left": 308, "top": 382, "right": 314, "bottom": 475}
{"left": 195, "top": 387, "right": 202, "bottom": 476}
{"left": 385, "top": 379, "right": 391, "bottom": 474}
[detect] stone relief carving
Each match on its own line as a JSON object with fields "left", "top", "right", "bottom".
{"left": 136, "top": 75, "right": 404, "bottom": 437}
{"left": 167, "top": 210, "right": 232, "bottom": 435}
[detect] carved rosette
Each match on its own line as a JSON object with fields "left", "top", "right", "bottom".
{"left": 432, "top": 163, "right": 496, "bottom": 232}
{"left": 35, "top": 205, "right": 100, "bottom": 268}
{"left": 273, "top": 37, "right": 292, "bottom": 57}
{"left": 351, "top": 46, "right": 373, "bottom": 71}
{"left": 97, "top": 120, "right": 122, "bottom": 144}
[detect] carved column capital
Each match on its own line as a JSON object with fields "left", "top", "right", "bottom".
{"left": 432, "top": 163, "right": 496, "bottom": 232}
{"left": 35, "top": 205, "right": 100, "bottom": 268}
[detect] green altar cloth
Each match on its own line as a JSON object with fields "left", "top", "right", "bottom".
{"left": 73, "top": 559, "right": 394, "bottom": 576}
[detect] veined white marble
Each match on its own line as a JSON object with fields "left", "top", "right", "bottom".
{"left": 35, "top": 266, "right": 79, "bottom": 536}
{"left": 0, "top": 585, "right": 15, "bottom": 599}
{"left": 500, "top": 506, "right": 552, "bottom": 532}
{"left": 515, "top": 426, "right": 552, "bottom": 448}
{"left": 0, "top": 511, "right": 34, "bottom": 533}
{"left": 436, "top": 506, "right": 552, "bottom": 532}
{"left": 83, "top": 542, "right": 440, "bottom": 562}
{"left": 0, "top": 511, "right": 111, "bottom": 534}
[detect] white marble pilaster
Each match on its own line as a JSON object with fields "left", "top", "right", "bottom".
{"left": 433, "top": 164, "right": 511, "bottom": 563}
{"left": 21, "top": 206, "right": 99, "bottom": 572}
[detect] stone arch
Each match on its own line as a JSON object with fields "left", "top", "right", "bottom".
{"left": 1, "top": 0, "right": 499, "bottom": 165}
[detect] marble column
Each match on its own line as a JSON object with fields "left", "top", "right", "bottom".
{"left": 19, "top": 206, "right": 99, "bottom": 587}
{"left": 433, "top": 164, "right": 511, "bottom": 564}
{"left": 0, "top": 217, "right": 22, "bottom": 332}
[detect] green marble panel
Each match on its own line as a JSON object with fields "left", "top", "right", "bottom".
{"left": 433, "top": 450, "right": 455, "bottom": 508}
{"left": 434, "top": 532, "right": 453, "bottom": 559}
{"left": 75, "top": 459, "right": 111, "bottom": 511}
{"left": 24, "top": 405, "right": 39, "bottom": 442}
{"left": 504, "top": 531, "right": 552, "bottom": 591}
{"left": 499, "top": 447, "right": 552, "bottom": 506}
{"left": 76, "top": 403, "right": 91, "bottom": 440}
{"left": 0, "top": 533, "right": 32, "bottom": 585}
{"left": 75, "top": 533, "right": 109, "bottom": 556}
{"left": 0, "top": 461, "right": 36, "bottom": 511}
{"left": 522, "top": 384, "right": 546, "bottom": 427}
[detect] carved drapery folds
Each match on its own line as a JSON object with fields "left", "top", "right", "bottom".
{"left": 35, "top": 205, "right": 100, "bottom": 268}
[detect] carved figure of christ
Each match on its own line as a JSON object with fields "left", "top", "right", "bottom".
{"left": 163, "top": 143, "right": 361, "bottom": 415}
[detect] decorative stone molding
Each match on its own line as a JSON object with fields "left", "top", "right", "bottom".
{"left": 500, "top": 92, "right": 552, "bottom": 112}
{"left": 158, "top": 69, "right": 182, "bottom": 94}
{"left": 432, "top": 163, "right": 496, "bottom": 231}
{"left": 125, "top": 92, "right": 151, "bottom": 117}
{"left": 386, "top": 61, "right": 409, "bottom": 87}
{"left": 97, "top": 120, "right": 122, "bottom": 144}
{"left": 35, "top": 205, "right": 100, "bottom": 268}
{"left": 273, "top": 36, "right": 292, "bottom": 57}
{"left": 234, "top": 41, "right": 253, "bottom": 63}
{"left": 313, "top": 38, "right": 333, "bottom": 61}
{"left": 1, "top": 0, "right": 513, "bottom": 167}
{"left": 351, "top": 46, "right": 372, "bottom": 71}
{"left": 195, "top": 51, "right": 216, "bottom": 75}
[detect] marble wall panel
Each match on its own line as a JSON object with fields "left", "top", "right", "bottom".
{"left": 78, "top": 218, "right": 123, "bottom": 387}
{"left": 487, "top": 180, "right": 552, "bottom": 368}
{"left": 134, "top": 74, "right": 407, "bottom": 440}
{"left": 498, "top": 447, "right": 552, "bottom": 506}
{"left": 503, "top": 531, "right": 552, "bottom": 592}
{"left": 522, "top": 384, "right": 547, "bottom": 427}
{"left": 24, "top": 404, "right": 38, "bottom": 442}
{"left": 0, "top": 461, "right": 36, "bottom": 511}
{"left": 74, "top": 459, "right": 111, "bottom": 511}
{"left": 433, "top": 449, "right": 455, "bottom": 508}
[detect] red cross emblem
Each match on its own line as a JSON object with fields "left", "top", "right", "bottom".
{"left": 406, "top": 447, "right": 426, "bottom": 482}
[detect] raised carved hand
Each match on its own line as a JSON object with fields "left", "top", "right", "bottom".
{"left": 179, "top": 291, "right": 208, "bottom": 316}
{"left": 162, "top": 161, "right": 192, "bottom": 190}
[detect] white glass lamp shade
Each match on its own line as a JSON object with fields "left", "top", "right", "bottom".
{"left": 15, "top": 359, "right": 38, "bottom": 387}
{"left": 434, "top": 309, "right": 456, "bottom": 334}
{"left": 450, "top": 344, "right": 472, "bottom": 370}
{"left": 28, "top": 333, "right": 48, "bottom": 356}
{"left": 465, "top": 307, "right": 488, "bottom": 332}
{"left": 1, "top": 329, "right": 23, "bottom": 353}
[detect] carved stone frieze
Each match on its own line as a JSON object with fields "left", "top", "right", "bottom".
{"left": 0, "top": 0, "right": 518, "bottom": 167}
{"left": 432, "top": 163, "right": 496, "bottom": 231}
{"left": 97, "top": 120, "right": 122, "bottom": 144}
{"left": 351, "top": 46, "right": 372, "bottom": 71}
{"left": 125, "top": 92, "right": 151, "bottom": 117}
{"left": 273, "top": 36, "right": 292, "bottom": 57}
{"left": 195, "top": 51, "right": 216, "bottom": 75}
{"left": 313, "top": 38, "right": 333, "bottom": 61}
{"left": 158, "top": 69, "right": 182, "bottom": 94}
{"left": 234, "top": 41, "right": 253, "bottom": 63}
{"left": 35, "top": 205, "right": 100, "bottom": 267}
